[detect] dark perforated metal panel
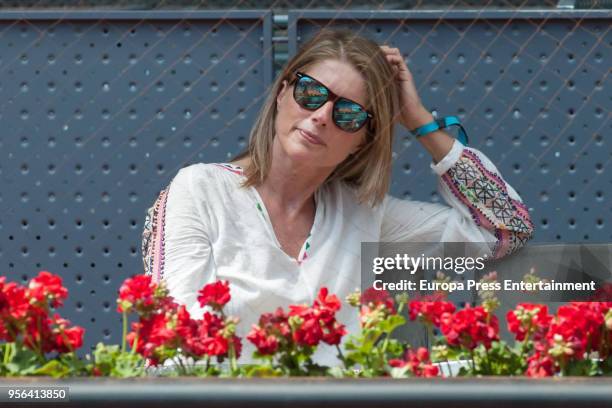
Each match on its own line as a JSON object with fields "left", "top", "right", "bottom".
{"left": 0, "top": 10, "right": 272, "bottom": 355}
{"left": 288, "top": 9, "right": 611, "bottom": 244}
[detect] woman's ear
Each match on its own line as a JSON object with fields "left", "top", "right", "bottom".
{"left": 276, "top": 80, "right": 288, "bottom": 107}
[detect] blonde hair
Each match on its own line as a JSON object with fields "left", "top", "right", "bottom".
{"left": 233, "top": 29, "right": 400, "bottom": 207}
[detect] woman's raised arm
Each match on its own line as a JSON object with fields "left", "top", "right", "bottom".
{"left": 381, "top": 139, "right": 534, "bottom": 259}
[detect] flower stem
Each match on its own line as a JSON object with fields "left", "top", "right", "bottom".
{"left": 130, "top": 331, "right": 139, "bottom": 355}
{"left": 121, "top": 310, "right": 127, "bottom": 353}
{"left": 3, "top": 343, "right": 11, "bottom": 365}
{"left": 426, "top": 324, "right": 434, "bottom": 349}
{"left": 470, "top": 349, "right": 476, "bottom": 374}
{"left": 335, "top": 344, "right": 348, "bottom": 370}
{"left": 228, "top": 341, "right": 238, "bottom": 376}
{"left": 35, "top": 314, "right": 44, "bottom": 360}
{"left": 177, "top": 356, "right": 187, "bottom": 376}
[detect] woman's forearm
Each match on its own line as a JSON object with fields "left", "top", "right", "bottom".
{"left": 403, "top": 105, "right": 455, "bottom": 165}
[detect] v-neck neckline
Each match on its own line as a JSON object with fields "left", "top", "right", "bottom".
{"left": 250, "top": 183, "right": 320, "bottom": 265}
{"left": 219, "top": 162, "right": 320, "bottom": 264}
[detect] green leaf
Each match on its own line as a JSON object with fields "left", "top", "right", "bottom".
{"left": 384, "top": 340, "right": 405, "bottom": 359}
{"left": 326, "top": 366, "right": 346, "bottom": 378}
{"left": 33, "top": 360, "right": 71, "bottom": 378}
{"left": 242, "top": 364, "right": 281, "bottom": 378}
{"left": 92, "top": 343, "right": 121, "bottom": 376}
{"left": 565, "top": 359, "right": 600, "bottom": 377}
{"left": 59, "top": 353, "right": 91, "bottom": 377}
{"left": 447, "top": 349, "right": 467, "bottom": 361}
{"left": 379, "top": 315, "right": 406, "bottom": 334}
{"left": 0, "top": 343, "right": 13, "bottom": 376}
{"left": 342, "top": 352, "right": 366, "bottom": 367}
{"left": 5, "top": 346, "right": 40, "bottom": 376}
{"left": 471, "top": 341, "right": 525, "bottom": 376}
{"left": 359, "top": 329, "right": 383, "bottom": 354}
{"left": 457, "top": 366, "right": 471, "bottom": 377}
{"left": 600, "top": 357, "right": 612, "bottom": 376}
{"left": 90, "top": 343, "right": 146, "bottom": 377}
{"left": 111, "top": 351, "right": 145, "bottom": 378}
{"left": 301, "top": 360, "right": 329, "bottom": 377}
{"left": 252, "top": 351, "right": 275, "bottom": 362}
{"left": 343, "top": 343, "right": 356, "bottom": 352}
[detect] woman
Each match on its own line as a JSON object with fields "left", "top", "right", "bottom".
{"left": 141, "top": 29, "right": 534, "bottom": 363}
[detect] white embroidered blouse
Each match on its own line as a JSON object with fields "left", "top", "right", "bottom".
{"left": 141, "top": 139, "right": 534, "bottom": 364}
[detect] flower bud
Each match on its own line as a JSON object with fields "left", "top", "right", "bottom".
{"left": 154, "top": 282, "right": 170, "bottom": 299}
{"left": 431, "top": 344, "right": 449, "bottom": 361}
{"left": 345, "top": 291, "right": 361, "bottom": 308}
{"left": 221, "top": 316, "right": 240, "bottom": 338}
{"left": 288, "top": 315, "right": 304, "bottom": 331}
{"left": 395, "top": 293, "right": 409, "bottom": 306}
{"left": 359, "top": 305, "right": 385, "bottom": 329}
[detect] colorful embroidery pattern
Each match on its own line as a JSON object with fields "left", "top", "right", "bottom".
{"left": 141, "top": 187, "right": 169, "bottom": 283}
{"left": 441, "top": 149, "right": 534, "bottom": 258}
{"left": 213, "top": 163, "right": 244, "bottom": 175}
{"left": 296, "top": 233, "right": 312, "bottom": 265}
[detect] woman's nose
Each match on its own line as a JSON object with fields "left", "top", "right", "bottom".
{"left": 310, "top": 101, "right": 334, "bottom": 126}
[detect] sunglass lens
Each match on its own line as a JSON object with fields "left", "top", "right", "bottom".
{"left": 294, "top": 76, "right": 328, "bottom": 109}
{"left": 333, "top": 99, "right": 369, "bottom": 132}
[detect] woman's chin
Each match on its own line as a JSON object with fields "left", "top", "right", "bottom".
{"left": 274, "top": 131, "right": 333, "bottom": 167}
{"left": 284, "top": 137, "right": 324, "bottom": 160}
{"left": 284, "top": 148, "right": 319, "bottom": 164}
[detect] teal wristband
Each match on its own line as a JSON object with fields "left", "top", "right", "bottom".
{"left": 410, "top": 115, "right": 469, "bottom": 146}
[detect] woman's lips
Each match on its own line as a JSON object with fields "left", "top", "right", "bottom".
{"left": 298, "top": 129, "right": 325, "bottom": 146}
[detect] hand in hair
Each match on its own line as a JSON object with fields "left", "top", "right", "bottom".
{"left": 380, "top": 45, "right": 433, "bottom": 131}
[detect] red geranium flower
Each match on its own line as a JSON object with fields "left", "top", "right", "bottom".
{"left": 27, "top": 271, "right": 68, "bottom": 308}
{"left": 546, "top": 302, "right": 612, "bottom": 359}
{"left": 260, "top": 307, "right": 291, "bottom": 338}
{"left": 315, "top": 287, "right": 341, "bottom": 314}
{"left": 117, "top": 274, "right": 156, "bottom": 314}
{"left": 247, "top": 325, "right": 280, "bottom": 355}
{"left": 321, "top": 320, "right": 346, "bottom": 346}
{"left": 389, "top": 347, "right": 439, "bottom": 377}
{"left": 409, "top": 294, "right": 456, "bottom": 327}
{"left": 360, "top": 287, "right": 395, "bottom": 313}
{"left": 289, "top": 305, "right": 323, "bottom": 347}
{"left": 506, "top": 303, "right": 551, "bottom": 342}
{"left": 526, "top": 351, "right": 556, "bottom": 377}
{"left": 288, "top": 288, "right": 346, "bottom": 347}
{"left": 0, "top": 280, "right": 30, "bottom": 340}
{"left": 22, "top": 309, "right": 55, "bottom": 353}
{"left": 198, "top": 280, "right": 231, "bottom": 310}
{"left": 439, "top": 305, "right": 499, "bottom": 350}
{"left": 248, "top": 288, "right": 345, "bottom": 355}
{"left": 52, "top": 315, "right": 85, "bottom": 353}
{"left": 247, "top": 308, "right": 291, "bottom": 355}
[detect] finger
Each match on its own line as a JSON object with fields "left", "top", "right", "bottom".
{"left": 386, "top": 54, "right": 406, "bottom": 66}
{"left": 380, "top": 45, "right": 401, "bottom": 54}
{"left": 385, "top": 53, "right": 402, "bottom": 60}
{"left": 381, "top": 48, "right": 401, "bottom": 57}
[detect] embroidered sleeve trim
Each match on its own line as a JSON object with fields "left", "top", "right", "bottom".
{"left": 441, "top": 149, "right": 534, "bottom": 258}
{"left": 142, "top": 187, "right": 169, "bottom": 283}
